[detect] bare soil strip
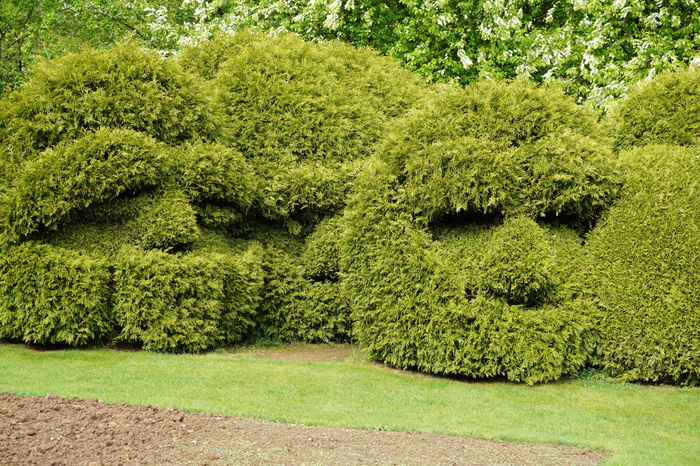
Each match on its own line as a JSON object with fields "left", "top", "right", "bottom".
{"left": 1, "top": 392, "right": 608, "bottom": 465}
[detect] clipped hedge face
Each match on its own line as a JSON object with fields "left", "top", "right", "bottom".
{"left": 339, "top": 162, "right": 598, "bottom": 384}
{"left": 610, "top": 69, "right": 700, "bottom": 150}
{"left": 586, "top": 145, "right": 700, "bottom": 385}
{"left": 0, "top": 33, "right": 392, "bottom": 353}
{"left": 0, "top": 128, "right": 167, "bottom": 243}
{"left": 383, "top": 80, "right": 619, "bottom": 223}
{"left": 0, "top": 242, "right": 113, "bottom": 346}
{"left": 0, "top": 41, "right": 217, "bottom": 162}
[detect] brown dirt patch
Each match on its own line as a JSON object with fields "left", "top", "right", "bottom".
{"left": 1, "top": 392, "right": 608, "bottom": 465}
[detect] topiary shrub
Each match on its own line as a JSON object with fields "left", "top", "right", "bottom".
{"left": 175, "top": 140, "right": 259, "bottom": 222}
{"left": 383, "top": 80, "right": 619, "bottom": 223}
{"left": 609, "top": 69, "right": 700, "bottom": 150}
{"left": 0, "top": 242, "right": 113, "bottom": 346}
{"left": 586, "top": 145, "right": 700, "bottom": 385}
{"left": 476, "top": 216, "right": 556, "bottom": 307}
{"left": 0, "top": 128, "right": 167, "bottom": 243}
{"left": 339, "top": 79, "right": 613, "bottom": 383}
{"left": 112, "top": 245, "right": 263, "bottom": 352}
{"left": 179, "top": 31, "right": 429, "bottom": 229}
{"left": 253, "top": 244, "right": 350, "bottom": 344}
{"left": 133, "top": 189, "right": 201, "bottom": 251}
{"left": 0, "top": 41, "right": 217, "bottom": 163}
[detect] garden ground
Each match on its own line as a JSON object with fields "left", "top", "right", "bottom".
{"left": 1, "top": 345, "right": 608, "bottom": 465}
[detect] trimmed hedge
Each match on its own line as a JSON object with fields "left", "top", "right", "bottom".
{"left": 338, "top": 80, "right": 615, "bottom": 383}
{"left": 133, "top": 189, "right": 201, "bottom": 251}
{"left": 610, "top": 69, "right": 700, "bottom": 150}
{"left": 340, "top": 161, "right": 598, "bottom": 383}
{"left": 254, "top": 244, "right": 350, "bottom": 344}
{"left": 0, "top": 41, "right": 217, "bottom": 162}
{"left": 113, "top": 245, "right": 263, "bottom": 352}
{"left": 382, "top": 80, "right": 619, "bottom": 223}
{"left": 586, "top": 145, "right": 700, "bottom": 385}
{"left": 0, "top": 242, "right": 113, "bottom": 346}
{"left": 0, "top": 128, "right": 167, "bottom": 243}
{"left": 475, "top": 217, "right": 556, "bottom": 307}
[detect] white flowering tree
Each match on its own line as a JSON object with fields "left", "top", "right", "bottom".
{"left": 3, "top": 0, "right": 698, "bottom": 107}
{"left": 204, "top": 0, "right": 700, "bottom": 108}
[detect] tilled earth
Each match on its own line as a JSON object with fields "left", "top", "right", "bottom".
{"left": 1, "top": 392, "right": 608, "bottom": 466}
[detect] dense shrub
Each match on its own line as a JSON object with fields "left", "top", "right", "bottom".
{"left": 175, "top": 141, "right": 258, "bottom": 214}
{"left": 133, "top": 189, "right": 200, "bottom": 250}
{"left": 610, "top": 69, "right": 700, "bottom": 150}
{"left": 253, "top": 245, "right": 350, "bottom": 343}
{"left": 0, "top": 41, "right": 217, "bottom": 162}
{"left": 383, "top": 80, "right": 619, "bottom": 223}
{"left": 209, "top": 32, "right": 394, "bottom": 165}
{"left": 340, "top": 162, "right": 598, "bottom": 383}
{"left": 0, "top": 128, "right": 167, "bottom": 243}
{"left": 586, "top": 145, "right": 700, "bottom": 385}
{"left": 301, "top": 216, "right": 344, "bottom": 281}
{"left": 476, "top": 217, "right": 556, "bottom": 307}
{"left": 112, "top": 245, "right": 263, "bottom": 352}
{"left": 0, "top": 242, "right": 113, "bottom": 345}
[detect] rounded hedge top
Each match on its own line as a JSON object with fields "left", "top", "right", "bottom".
{"left": 381, "top": 80, "right": 620, "bottom": 223}
{"left": 0, "top": 42, "right": 217, "bottom": 165}
{"left": 610, "top": 69, "right": 700, "bottom": 150}
{"left": 186, "top": 31, "right": 428, "bottom": 167}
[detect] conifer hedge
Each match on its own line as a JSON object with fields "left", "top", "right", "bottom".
{"left": 0, "top": 34, "right": 406, "bottom": 351}
{"left": 1, "top": 32, "right": 697, "bottom": 386}
{"left": 610, "top": 69, "right": 700, "bottom": 150}
{"left": 0, "top": 242, "right": 113, "bottom": 346}
{"left": 586, "top": 145, "right": 700, "bottom": 385}
{"left": 339, "top": 80, "right": 618, "bottom": 384}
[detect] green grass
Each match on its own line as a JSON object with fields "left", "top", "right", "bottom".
{"left": 1, "top": 343, "right": 698, "bottom": 465}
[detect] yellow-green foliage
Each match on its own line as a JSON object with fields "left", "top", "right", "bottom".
{"left": 301, "top": 216, "right": 344, "bottom": 281}
{"left": 0, "top": 41, "right": 217, "bottom": 161}
{"left": 610, "top": 69, "right": 700, "bottom": 150}
{"left": 340, "top": 82, "right": 607, "bottom": 383}
{"left": 252, "top": 231, "right": 350, "bottom": 344}
{"left": 0, "top": 242, "right": 113, "bottom": 345}
{"left": 0, "top": 128, "right": 167, "bottom": 243}
{"left": 586, "top": 145, "right": 700, "bottom": 385}
{"left": 113, "top": 245, "right": 264, "bottom": 352}
{"left": 476, "top": 217, "right": 556, "bottom": 306}
{"left": 383, "top": 80, "right": 619, "bottom": 223}
{"left": 175, "top": 141, "right": 258, "bottom": 216}
{"left": 209, "top": 32, "right": 421, "bottom": 164}
{"left": 133, "top": 189, "right": 200, "bottom": 250}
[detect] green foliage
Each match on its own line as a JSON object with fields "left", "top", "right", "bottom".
{"left": 175, "top": 141, "right": 258, "bottom": 214}
{"left": 260, "top": 161, "right": 356, "bottom": 227}
{"left": 586, "top": 145, "right": 700, "bottom": 385}
{"left": 221, "top": 1, "right": 700, "bottom": 107}
{"left": 301, "top": 216, "right": 343, "bottom": 281}
{"left": 384, "top": 80, "right": 619, "bottom": 223}
{"left": 113, "top": 246, "right": 263, "bottom": 352}
{"left": 254, "top": 245, "right": 350, "bottom": 344}
{"left": 133, "top": 189, "right": 200, "bottom": 250}
{"left": 0, "top": 41, "right": 217, "bottom": 159}
{"left": 339, "top": 156, "right": 598, "bottom": 384}
{"left": 609, "top": 69, "right": 700, "bottom": 150}
{"left": 202, "top": 31, "right": 425, "bottom": 164}
{"left": 0, "top": 128, "right": 167, "bottom": 243}
{"left": 0, "top": 242, "right": 113, "bottom": 345}
{"left": 476, "top": 217, "right": 556, "bottom": 307}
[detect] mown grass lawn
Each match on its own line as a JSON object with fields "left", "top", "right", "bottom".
{"left": 1, "top": 342, "right": 698, "bottom": 465}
